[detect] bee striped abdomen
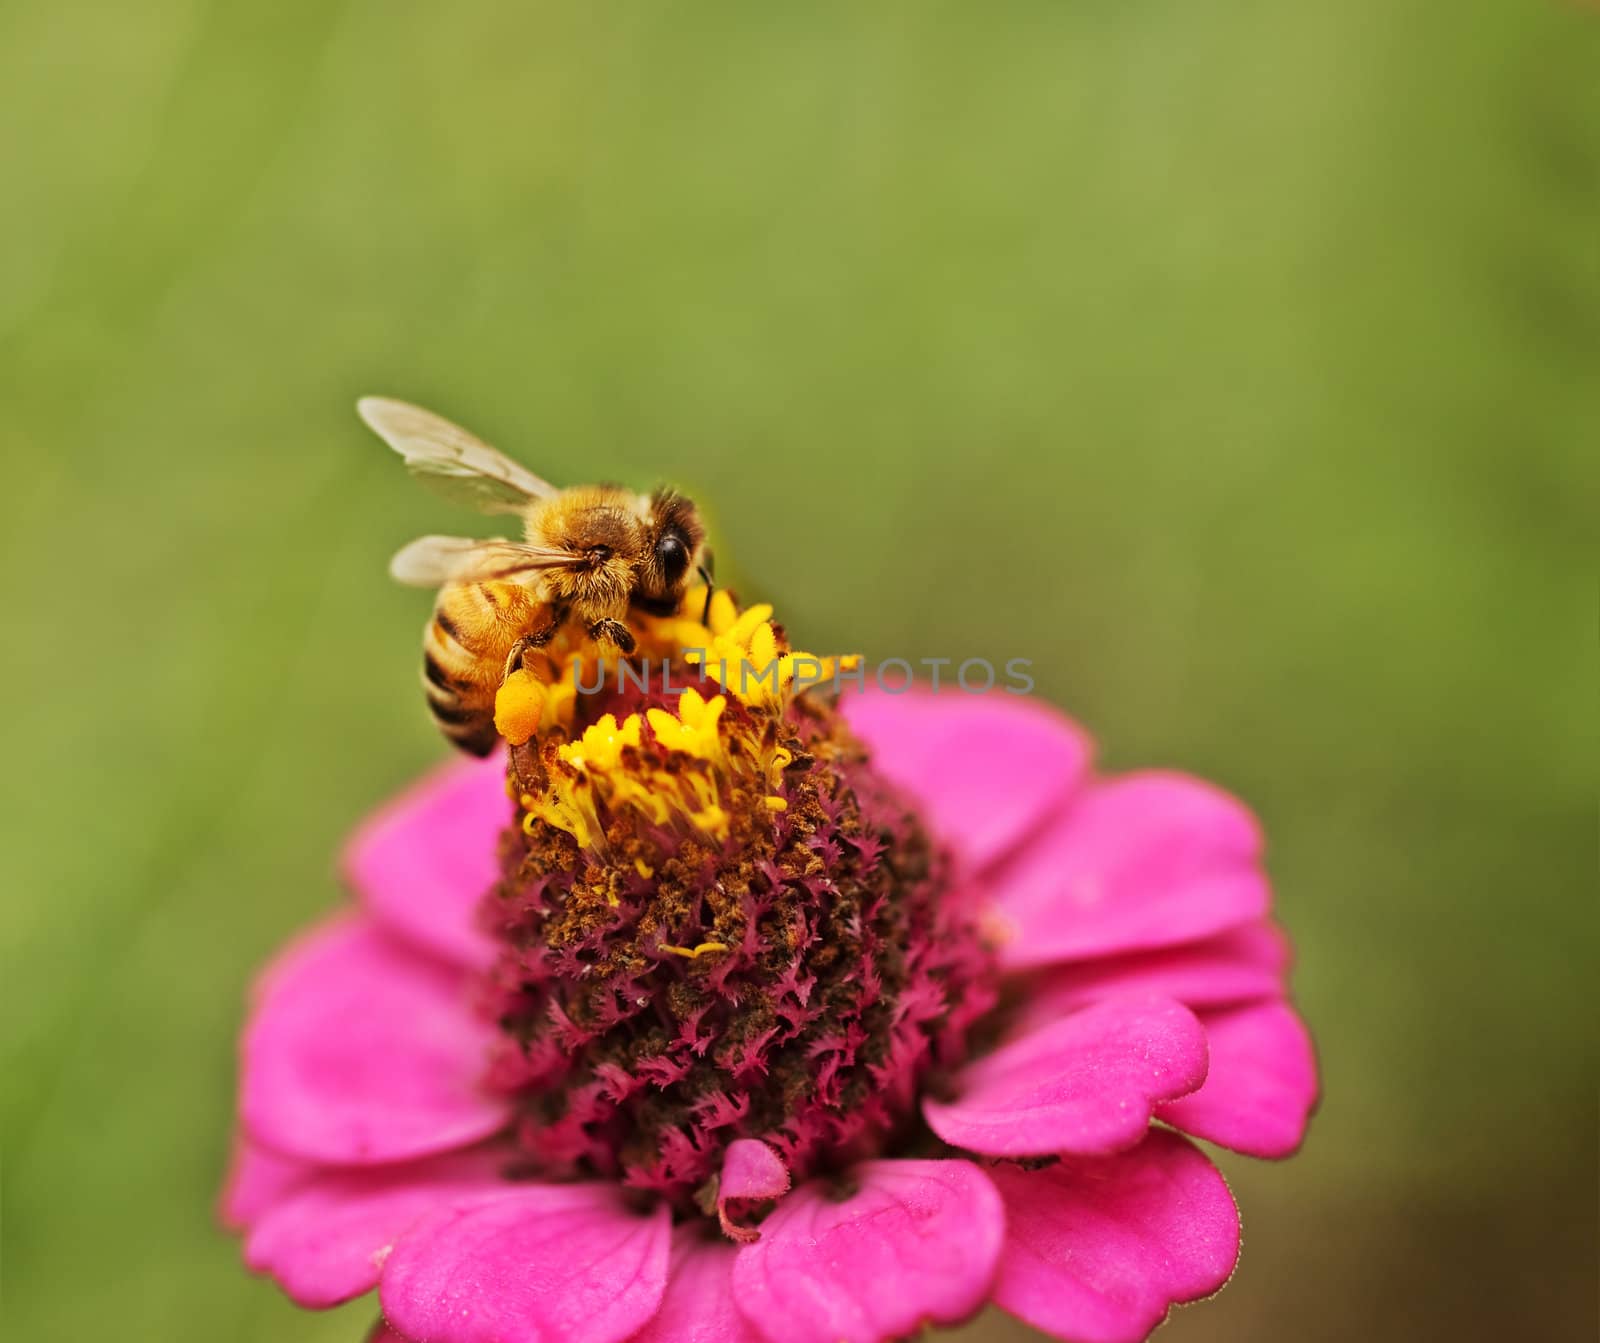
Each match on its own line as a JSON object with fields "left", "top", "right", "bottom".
{"left": 422, "top": 580, "right": 544, "bottom": 756}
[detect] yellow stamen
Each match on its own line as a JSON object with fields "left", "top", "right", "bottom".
{"left": 659, "top": 941, "right": 730, "bottom": 960}
{"left": 689, "top": 803, "right": 729, "bottom": 836}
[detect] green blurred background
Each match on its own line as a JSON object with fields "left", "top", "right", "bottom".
{"left": 3, "top": 3, "right": 1595, "bottom": 1339}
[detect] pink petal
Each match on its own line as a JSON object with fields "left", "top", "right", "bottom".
{"left": 244, "top": 1150, "right": 508, "bottom": 1308}
{"left": 342, "top": 754, "right": 510, "bottom": 972}
{"left": 218, "top": 1136, "right": 315, "bottom": 1231}
{"left": 842, "top": 688, "right": 1093, "bottom": 873}
{"left": 923, "top": 996, "right": 1208, "bottom": 1157}
{"left": 380, "top": 1185, "right": 670, "bottom": 1343}
{"left": 631, "top": 1232, "right": 763, "bottom": 1343}
{"left": 241, "top": 917, "right": 510, "bottom": 1164}
{"left": 989, "top": 1130, "right": 1240, "bottom": 1343}
{"left": 720, "top": 1139, "right": 790, "bottom": 1202}
{"left": 731, "top": 1159, "right": 1004, "bottom": 1343}
{"left": 368, "top": 1321, "right": 416, "bottom": 1343}
{"left": 987, "top": 771, "right": 1270, "bottom": 970}
{"left": 718, "top": 1139, "right": 791, "bottom": 1242}
{"left": 1018, "top": 923, "right": 1292, "bottom": 1023}
{"left": 1157, "top": 1000, "right": 1319, "bottom": 1157}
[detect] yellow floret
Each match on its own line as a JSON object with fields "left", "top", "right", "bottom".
{"left": 513, "top": 586, "right": 858, "bottom": 854}
{"left": 705, "top": 588, "right": 740, "bottom": 636}
{"left": 559, "top": 712, "right": 643, "bottom": 772}
{"left": 646, "top": 688, "right": 727, "bottom": 759}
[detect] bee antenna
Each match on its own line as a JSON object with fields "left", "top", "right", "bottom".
{"left": 697, "top": 556, "right": 716, "bottom": 624}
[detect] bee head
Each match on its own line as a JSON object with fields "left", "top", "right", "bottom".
{"left": 638, "top": 489, "right": 705, "bottom": 607}
{"left": 524, "top": 495, "right": 638, "bottom": 613}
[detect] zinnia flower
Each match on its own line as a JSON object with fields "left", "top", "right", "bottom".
{"left": 221, "top": 590, "right": 1316, "bottom": 1343}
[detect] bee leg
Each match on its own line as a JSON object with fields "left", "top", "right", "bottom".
{"left": 588, "top": 619, "right": 637, "bottom": 655}
{"left": 502, "top": 613, "right": 564, "bottom": 681}
{"left": 508, "top": 740, "right": 546, "bottom": 798}
{"left": 502, "top": 638, "right": 535, "bottom": 682}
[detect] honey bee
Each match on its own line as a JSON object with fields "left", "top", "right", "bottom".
{"left": 360, "top": 397, "right": 707, "bottom": 755}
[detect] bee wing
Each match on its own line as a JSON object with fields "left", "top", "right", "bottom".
{"left": 358, "top": 396, "right": 558, "bottom": 515}
{"left": 389, "top": 534, "right": 584, "bottom": 587}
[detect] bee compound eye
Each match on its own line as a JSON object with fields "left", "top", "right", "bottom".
{"left": 655, "top": 532, "right": 689, "bottom": 581}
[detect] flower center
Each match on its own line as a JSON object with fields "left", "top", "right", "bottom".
{"left": 476, "top": 593, "right": 997, "bottom": 1212}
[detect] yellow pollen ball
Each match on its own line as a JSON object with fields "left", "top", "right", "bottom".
{"left": 494, "top": 669, "right": 548, "bottom": 746}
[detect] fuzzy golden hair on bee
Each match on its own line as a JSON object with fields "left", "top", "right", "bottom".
{"left": 358, "top": 397, "right": 708, "bottom": 754}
